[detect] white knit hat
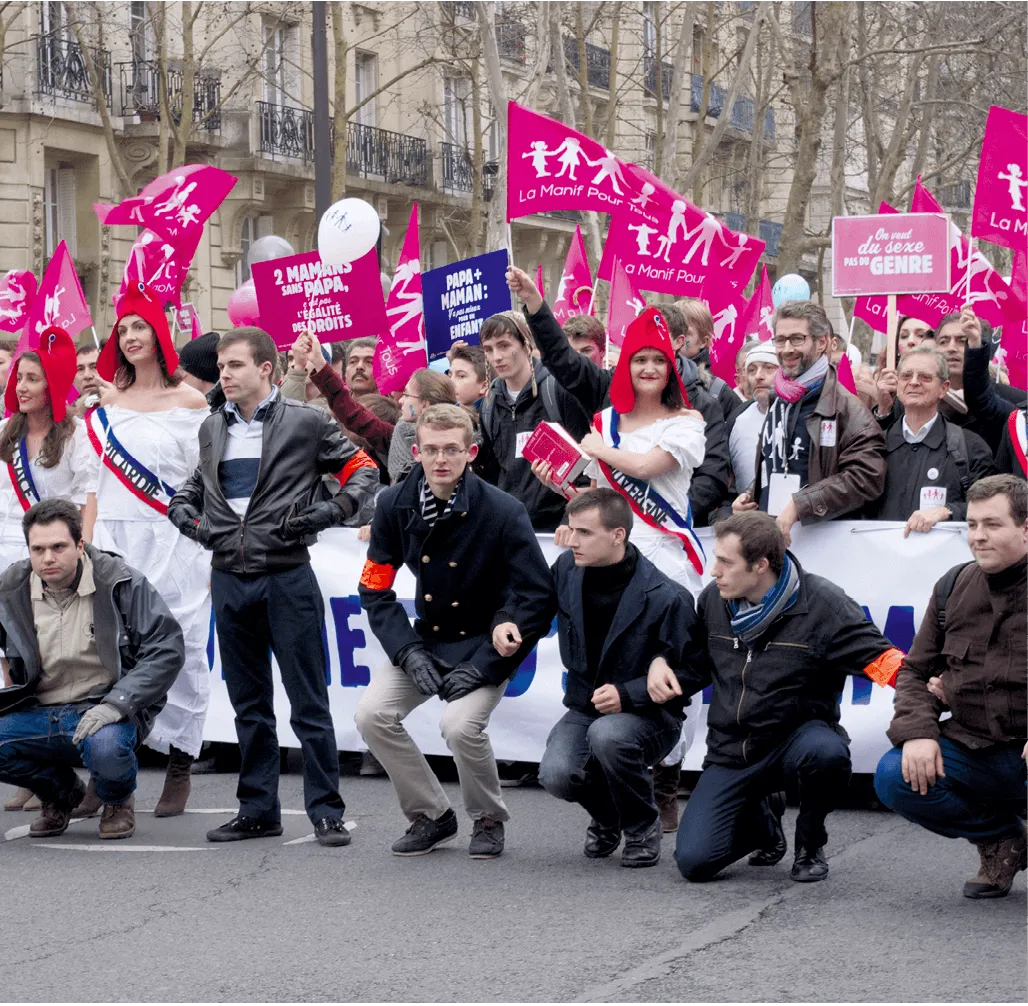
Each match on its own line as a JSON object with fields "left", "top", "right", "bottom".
{"left": 745, "top": 342, "right": 779, "bottom": 367}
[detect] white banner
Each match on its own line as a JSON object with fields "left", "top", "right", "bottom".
{"left": 201, "top": 522, "right": 973, "bottom": 773}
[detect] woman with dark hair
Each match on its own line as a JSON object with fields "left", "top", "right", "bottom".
{"left": 87, "top": 283, "right": 210, "bottom": 817}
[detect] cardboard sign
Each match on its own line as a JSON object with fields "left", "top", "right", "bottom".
{"left": 832, "top": 213, "right": 951, "bottom": 298}
{"left": 252, "top": 248, "right": 386, "bottom": 349}
{"left": 421, "top": 249, "right": 511, "bottom": 361}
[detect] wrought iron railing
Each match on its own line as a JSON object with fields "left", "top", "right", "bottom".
{"left": 939, "top": 180, "right": 971, "bottom": 209}
{"left": 347, "top": 121, "right": 429, "bottom": 186}
{"left": 497, "top": 21, "right": 527, "bottom": 62}
{"left": 257, "top": 100, "right": 315, "bottom": 162}
{"left": 562, "top": 37, "right": 610, "bottom": 90}
{"left": 440, "top": 0, "right": 477, "bottom": 21}
{"left": 643, "top": 56, "right": 673, "bottom": 101}
{"left": 118, "top": 61, "right": 221, "bottom": 130}
{"left": 440, "top": 143, "right": 497, "bottom": 201}
{"left": 724, "top": 211, "right": 746, "bottom": 232}
{"left": 760, "top": 219, "right": 782, "bottom": 258}
{"left": 36, "top": 34, "right": 111, "bottom": 106}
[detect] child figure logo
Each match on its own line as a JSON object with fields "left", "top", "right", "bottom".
{"left": 998, "top": 163, "right": 1028, "bottom": 212}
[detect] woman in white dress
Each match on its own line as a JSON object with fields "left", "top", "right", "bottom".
{"left": 89, "top": 282, "right": 211, "bottom": 817}
{"left": 0, "top": 327, "right": 99, "bottom": 811}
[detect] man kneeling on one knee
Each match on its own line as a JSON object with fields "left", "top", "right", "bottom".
{"left": 0, "top": 499, "right": 184, "bottom": 840}
{"left": 539, "top": 490, "right": 709, "bottom": 868}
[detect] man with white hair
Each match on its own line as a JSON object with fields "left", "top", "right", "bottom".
{"left": 729, "top": 342, "right": 780, "bottom": 492}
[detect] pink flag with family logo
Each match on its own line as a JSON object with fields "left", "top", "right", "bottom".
{"left": 0, "top": 270, "right": 37, "bottom": 334}
{"left": 19, "top": 242, "right": 91, "bottom": 352}
{"left": 701, "top": 271, "right": 749, "bottom": 388}
{"left": 999, "top": 248, "right": 1028, "bottom": 390}
{"left": 552, "top": 225, "right": 594, "bottom": 325}
{"left": 95, "top": 164, "right": 236, "bottom": 249}
{"left": 739, "top": 265, "right": 775, "bottom": 342}
{"left": 606, "top": 259, "right": 646, "bottom": 349}
{"left": 374, "top": 204, "right": 427, "bottom": 396}
{"left": 972, "top": 106, "right": 1028, "bottom": 252}
{"left": 115, "top": 228, "right": 193, "bottom": 310}
{"left": 507, "top": 102, "right": 630, "bottom": 220}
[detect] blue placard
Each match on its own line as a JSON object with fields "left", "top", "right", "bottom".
{"left": 421, "top": 249, "right": 512, "bottom": 361}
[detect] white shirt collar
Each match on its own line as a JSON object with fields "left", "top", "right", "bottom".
{"left": 902, "top": 410, "right": 939, "bottom": 444}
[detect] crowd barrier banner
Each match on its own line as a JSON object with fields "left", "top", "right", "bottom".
{"left": 201, "top": 521, "right": 974, "bottom": 773}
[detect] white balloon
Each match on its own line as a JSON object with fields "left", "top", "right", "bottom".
{"left": 318, "top": 198, "right": 381, "bottom": 266}
{"left": 247, "top": 235, "right": 295, "bottom": 268}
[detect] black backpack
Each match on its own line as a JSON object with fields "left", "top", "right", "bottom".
{"left": 933, "top": 561, "right": 974, "bottom": 631}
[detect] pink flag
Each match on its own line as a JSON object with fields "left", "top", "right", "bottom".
{"left": 701, "top": 271, "right": 748, "bottom": 388}
{"left": 507, "top": 101, "right": 630, "bottom": 220}
{"left": 19, "top": 242, "right": 91, "bottom": 352}
{"left": 606, "top": 260, "right": 646, "bottom": 349}
{"left": 535, "top": 264, "right": 545, "bottom": 300}
{"left": 95, "top": 164, "right": 236, "bottom": 249}
{"left": 738, "top": 265, "right": 775, "bottom": 342}
{"left": 115, "top": 228, "right": 193, "bottom": 309}
{"left": 1000, "top": 249, "right": 1028, "bottom": 390}
{"left": 374, "top": 204, "right": 427, "bottom": 395}
{"left": 0, "top": 270, "right": 37, "bottom": 334}
{"left": 551, "top": 225, "right": 594, "bottom": 325}
{"left": 836, "top": 353, "right": 858, "bottom": 395}
{"left": 972, "top": 106, "right": 1028, "bottom": 251}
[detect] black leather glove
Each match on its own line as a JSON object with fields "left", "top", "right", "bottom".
{"left": 283, "top": 499, "right": 351, "bottom": 540}
{"left": 398, "top": 645, "right": 445, "bottom": 697}
{"left": 169, "top": 503, "right": 202, "bottom": 541}
{"left": 439, "top": 662, "right": 488, "bottom": 703}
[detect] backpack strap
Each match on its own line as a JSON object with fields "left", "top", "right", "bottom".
{"left": 944, "top": 420, "right": 970, "bottom": 490}
{"left": 934, "top": 561, "right": 974, "bottom": 632}
{"left": 539, "top": 371, "right": 564, "bottom": 426}
{"left": 709, "top": 375, "right": 728, "bottom": 401}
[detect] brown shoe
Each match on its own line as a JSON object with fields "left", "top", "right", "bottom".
{"left": 154, "top": 746, "right": 194, "bottom": 817}
{"left": 73, "top": 778, "right": 102, "bottom": 818}
{"left": 98, "top": 795, "right": 135, "bottom": 840}
{"left": 5, "top": 787, "right": 36, "bottom": 811}
{"left": 653, "top": 762, "right": 681, "bottom": 833}
{"left": 29, "top": 780, "right": 86, "bottom": 838}
{"left": 964, "top": 824, "right": 1028, "bottom": 899}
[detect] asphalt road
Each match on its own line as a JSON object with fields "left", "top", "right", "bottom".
{"left": 1, "top": 768, "right": 1024, "bottom": 1003}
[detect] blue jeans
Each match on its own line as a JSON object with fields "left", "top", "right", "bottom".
{"left": 0, "top": 705, "right": 137, "bottom": 807}
{"left": 538, "top": 708, "right": 681, "bottom": 836}
{"left": 874, "top": 737, "right": 1027, "bottom": 843}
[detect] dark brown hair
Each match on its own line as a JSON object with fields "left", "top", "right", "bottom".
{"left": 0, "top": 352, "right": 76, "bottom": 468}
{"left": 966, "top": 474, "right": 1028, "bottom": 526}
{"left": 447, "top": 343, "right": 489, "bottom": 383}
{"left": 23, "top": 497, "right": 82, "bottom": 544}
{"left": 566, "top": 488, "right": 633, "bottom": 538}
{"left": 357, "top": 392, "right": 402, "bottom": 425}
{"left": 113, "top": 322, "right": 180, "bottom": 391}
{"left": 564, "top": 314, "right": 605, "bottom": 355}
{"left": 713, "top": 511, "right": 786, "bottom": 576}
{"left": 217, "top": 328, "right": 279, "bottom": 370}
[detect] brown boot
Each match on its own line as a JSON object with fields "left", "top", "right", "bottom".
{"left": 4, "top": 787, "right": 37, "bottom": 811}
{"left": 964, "top": 824, "right": 1028, "bottom": 899}
{"left": 653, "top": 762, "right": 682, "bottom": 833}
{"left": 29, "top": 780, "right": 86, "bottom": 838}
{"left": 98, "top": 795, "right": 135, "bottom": 840}
{"left": 154, "top": 746, "right": 194, "bottom": 817}
{"left": 73, "top": 778, "right": 102, "bottom": 818}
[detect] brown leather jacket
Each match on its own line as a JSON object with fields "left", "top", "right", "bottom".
{"left": 748, "top": 364, "right": 887, "bottom": 523}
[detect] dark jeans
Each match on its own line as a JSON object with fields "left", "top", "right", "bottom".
{"left": 675, "top": 720, "right": 851, "bottom": 882}
{"left": 538, "top": 708, "right": 681, "bottom": 836}
{"left": 874, "top": 737, "right": 1027, "bottom": 843}
{"left": 0, "top": 705, "right": 137, "bottom": 806}
{"left": 212, "top": 565, "right": 344, "bottom": 825}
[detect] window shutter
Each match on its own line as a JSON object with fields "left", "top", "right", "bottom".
{"left": 57, "top": 167, "right": 78, "bottom": 258}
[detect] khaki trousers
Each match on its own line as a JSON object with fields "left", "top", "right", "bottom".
{"left": 355, "top": 661, "right": 510, "bottom": 823}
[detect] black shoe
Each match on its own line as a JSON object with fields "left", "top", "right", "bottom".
{"left": 584, "top": 820, "right": 622, "bottom": 859}
{"left": 791, "top": 845, "right": 829, "bottom": 882}
{"left": 314, "top": 817, "right": 352, "bottom": 847}
{"left": 391, "top": 808, "right": 458, "bottom": 856}
{"left": 206, "top": 815, "right": 283, "bottom": 843}
{"left": 749, "top": 791, "right": 788, "bottom": 866}
{"left": 469, "top": 817, "right": 505, "bottom": 859}
{"left": 621, "top": 819, "right": 662, "bottom": 868}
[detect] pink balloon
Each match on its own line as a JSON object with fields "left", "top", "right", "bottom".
{"left": 227, "top": 279, "right": 261, "bottom": 328}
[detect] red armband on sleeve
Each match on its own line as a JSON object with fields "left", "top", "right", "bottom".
{"left": 360, "top": 559, "right": 397, "bottom": 591}
{"left": 337, "top": 449, "right": 378, "bottom": 485}
{"left": 864, "top": 647, "right": 904, "bottom": 689}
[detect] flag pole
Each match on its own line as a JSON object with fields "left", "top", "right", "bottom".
{"left": 965, "top": 236, "right": 974, "bottom": 305}
{"left": 90, "top": 326, "right": 100, "bottom": 348}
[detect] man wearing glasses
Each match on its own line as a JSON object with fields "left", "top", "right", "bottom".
{"left": 733, "top": 301, "right": 886, "bottom": 543}
{"left": 356, "top": 404, "right": 555, "bottom": 859}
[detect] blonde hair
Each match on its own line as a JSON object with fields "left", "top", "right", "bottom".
{"left": 416, "top": 403, "right": 474, "bottom": 446}
{"left": 674, "top": 298, "right": 714, "bottom": 341}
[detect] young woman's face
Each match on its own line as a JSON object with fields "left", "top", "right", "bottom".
{"left": 15, "top": 358, "right": 49, "bottom": 415}
{"left": 117, "top": 314, "right": 157, "bottom": 367}
{"left": 629, "top": 348, "right": 670, "bottom": 397}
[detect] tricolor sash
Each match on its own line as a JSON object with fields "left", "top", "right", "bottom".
{"left": 7, "top": 439, "right": 40, "bottom": 512}
{"left": 593, "top": 409, "right": 705, "bottom": 577}
{"left": 1008, "top": 408, "right": 1027, "bottom": 477}
{"left": 86, "top": 406, "right": 177, "bottom": 515}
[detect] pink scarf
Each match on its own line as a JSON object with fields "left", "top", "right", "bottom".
{"left": 772, "top": 355, "right": 829, "bottom": 403}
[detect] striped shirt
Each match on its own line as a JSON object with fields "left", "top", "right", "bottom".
{"left": 219, "top": 387, "right": 277, "bottom": 517}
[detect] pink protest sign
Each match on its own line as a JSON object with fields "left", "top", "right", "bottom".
{"left": 115, "top": 228, "right": 193, "bottom": 309}
{"left": 701, "top": 271, "right": 749, "bottom": 388}
{"left": 972, "top": 105, "right": 1028, "bottom": 252}
{"left": 831, "top": 213, "right": 951, "bottom": 297}
{"left": 252, "top": 248, "right": 386, "bottom": 350}
{"left": 0, "top": 270, "right": 36, "bottom": 334}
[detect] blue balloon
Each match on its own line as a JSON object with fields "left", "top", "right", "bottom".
{"left": 771, "top": 273, "right": 811, "bottom": 308}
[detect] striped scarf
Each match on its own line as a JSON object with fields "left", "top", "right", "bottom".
{"left": 729, "top": 553, "right": 801, "bottom": 646}
{"left": 420, "top": 474, "right": 458, "bottom": 526}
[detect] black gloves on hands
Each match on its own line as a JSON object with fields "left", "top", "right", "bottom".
{"left": 439, "top": 662, "right": 487, "bottom": 703}
{"left": 169, "top": 503, "right": 203, "bottom": 542}
{"left": 283, "top": 498, "right": 352, "bottom": 540}
{"left": 398, "top": 645, "right": 446, "bottom": 697}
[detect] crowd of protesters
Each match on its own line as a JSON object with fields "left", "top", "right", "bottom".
{"left": 0, "top": 266, "right": 1023, "bottom": 900}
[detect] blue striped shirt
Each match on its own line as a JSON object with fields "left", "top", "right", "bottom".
{"left": 219, "top": 387, "right": 277, "bottom": 517}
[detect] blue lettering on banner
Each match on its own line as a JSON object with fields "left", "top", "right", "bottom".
{"left": 330, "top": 595, "right": 371, "bottom": 687}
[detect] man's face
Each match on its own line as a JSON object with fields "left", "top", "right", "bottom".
{"left": 75, "top": 348, "right": 101, "bottom": 395}
{"left": 482, "top": 334, "right": 529, "bottom": 382}
{"left": 745, "top": 360, "right": 779, "bottom": 406}
{"left": 0, "top": 348, "right": 15, "bottom": 387}
{"left": 412, "top": 424, "right": 476, "bottom": 487}
{"left": 568, "top": 334, "right": 603, "bottom": 366}
{"left": 28, "top": 521, "right": 84, "bottom": 590}
{"left": 345, "top": 346, "right": 376, "bottom": 394}
{"left": 898, "top": 318, "right": 931, "bottom": 356}
{"left": 710, "top": 533, "right": 764, "bottom": 600}
{"left": 967, "top": 495, "right": 1027, "bottom": 574}
{"left": 897, "top": 355, "right": 948, "bottom": 412}
{"left": 773, "top": 317, "right": 826, "bottom": 379}
{"left": 566, "top": 507, "right": 625, "bottom": 567}
{"left": 217, "top": 342, "right": 272, "bottom": 404}
{"left": 448, "top": 359, "right": 487, "bottom": 406}
{"left": 934, "top": 322, "right": 967, "bottom": 381}
{"left": 682, "top": 322, "right": 708, "bottom": 359}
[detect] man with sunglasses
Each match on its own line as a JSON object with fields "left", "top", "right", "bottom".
{"left": 356, "top": 404, "right": 555, "bottom": 859}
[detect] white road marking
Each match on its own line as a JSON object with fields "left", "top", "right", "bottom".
{"left": 33, "top": 844, "right": 212, "bottom": 852}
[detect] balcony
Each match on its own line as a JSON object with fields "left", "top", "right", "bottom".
{"left": 643, "top": 56, "right": 673, "bottom": 101}
{"left": 723, "top": 211, "right": 745, "bottom": 232}
{"left": 764, "top": 107, "right": 775, "bottom": 140}
{"left": 36, "top": 34, "right": 111, "bottom": 107}
{"left": 440, "top": 1, "right": 477, "bottom": 20}
{"left": 561, "top": 37, "right": 610, "bottom": 90}
{"left": 497, "top": 21, "right": 527, "bottom": 62}
{"left": 731, "top": 96, "right": 754, "bottom": 132}
{"left": 440, "top": 143, "right": 498, "bottom": 201}
{"left": 760, "top": 219, "right": 782, "bottom": 258}
{"left": 690, "top": 75, "right": 726, "bottom": 117}
{"left": 347, "top": 121, "right": 429, "bottom": 187}
{"left": 257, "top": 100, "right": 315, "bottom": 162}
{"left": 939, "top": 179, "right": 971, "bottom": 209}
{"left": 118, "top": 61, "right": 221, "bottom": 130}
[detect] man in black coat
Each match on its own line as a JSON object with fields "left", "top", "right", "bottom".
{"left": 538, "top": 490, "right": 709, "bottom": 868}
{"left": 357, "top": 404, "right": 555, "bottom": 860}
{"left": 648, "top": 512, "right": 905, "bottom": 884}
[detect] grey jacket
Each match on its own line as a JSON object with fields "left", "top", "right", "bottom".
{"left": 0, "top": 545, "right": 185, "bottom": 739}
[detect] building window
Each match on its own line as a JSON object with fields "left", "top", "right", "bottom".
{"left": 39, "top": 0, "right": 67, "bottom": 37}
{"left": 263, "top": 19, "right": 301, "bottom": 106}
{"left": 44, "top": 164, "right": 77, "bottom": 259}
{"left": 443, "top": 75, "right": 471, "bottom": 147}
{"left": 426, "top": 240, "right": 449, "bottom": 272}
{"left": 129, "top": 1, "right": 154, "bottom": 62}
{"left": 236, "top": 213, "right": 274, "bottom": 285}
{"left": 642, "top": 2, "right": 658, "bottom": 57}
{"left": 354, "top": 51, "right": 377, "bottom": 127}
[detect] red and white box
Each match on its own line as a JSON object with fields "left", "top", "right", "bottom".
{"left": 522, "top": 421, "right": 590, "bottom": 498}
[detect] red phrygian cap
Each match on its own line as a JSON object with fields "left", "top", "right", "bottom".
{"left": 97, "top": 281, "right": 179, "bottom": 382}
{"left": 5, "top": 326, "right": 78, "bottom": 423}
{"left": 608, "top": 307, "right": 691, "bottom": 414}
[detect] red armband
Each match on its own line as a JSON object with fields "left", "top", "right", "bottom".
{"left": 337, "top": 449, "right": 378, "bottom": 485}
{"left": 864, "top": 647, "right": 904, "bottom": 689}
{"left": 360, "top": 559, "right": 397, "bottom": 591}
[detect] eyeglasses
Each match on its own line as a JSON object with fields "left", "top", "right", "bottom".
{"left": 417, "top": 446, "right": 466, "bottom": 459}
{"left": 897, "top": 371, "right": 939, "bottom": 384}
{"left": 772, "top": 334, "right": 813, "bottom": 349}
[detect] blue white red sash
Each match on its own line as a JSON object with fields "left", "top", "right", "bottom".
{"left": 85, "top": 406, "right": 177, "bottom": 515}
{"left": 593, "top": 409, "right": 705, "bottom": 577}
{"left": 1008, "top": 408, "right": 1027, "bottom": 477}
{"left": 7, "top": 439, "right": 40, "bottom": 512}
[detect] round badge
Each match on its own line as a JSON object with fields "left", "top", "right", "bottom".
{"left": 927, "top": 467, "right": 939, "bottom": 480}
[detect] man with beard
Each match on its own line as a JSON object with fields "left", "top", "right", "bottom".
{"left": 729, "top": 342, "right": 779, "bottom": 493}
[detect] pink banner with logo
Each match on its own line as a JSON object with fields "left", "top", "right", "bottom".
{"left": 115, "top": 228, "right": 193, "bottom": 309}
{"left": 606, "top": 259, "right": 646, "bottom": 349}
{"left": 19, "top": 242, "right": 91, "bottom": 352}
{"left": 972, "top": 105, "right": 1028, "bottom": 251}
{"left": 551, "top": 225, "right": 594, "bottom": 325}
{"left": 0, "top": 270, "right": 37, "bottom": 334}
{"left": 702, "top": 271, "right": 749, "bottom": 387}
{"left": 999, "top": 248, "right": 1027, "bottom": 390}
{"left": 374, "top": 204, "right": 427, "bottom": 396}
{"left": 739, "top": 265, "right": 775, "bottom": 342}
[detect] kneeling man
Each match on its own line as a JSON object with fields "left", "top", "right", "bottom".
{"left": 539, "top": 490, "right": 707, "bottom": 867}
{"left": 0, "top": 499, "right": 183, "bottom": 839}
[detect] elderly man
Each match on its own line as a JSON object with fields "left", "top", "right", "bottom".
{"left": 728, "top": 342, "right": 780, "bottom": 493}
{"left": 867, "top": 345, "right": 995, "bottom": 533}
{"left": 733, "top": 301, "right": 886, "bottom": 544}
{"left": 0, "top": 499, "right": 184, "bottom": 840}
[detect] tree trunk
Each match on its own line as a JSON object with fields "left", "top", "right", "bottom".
{"left": 661, "top": 4, "right": 695, "bottom": 191}
{"left": 476, "top": 1, "right": 508, "bottom": 252}
{"left": 330, "top": 2, "right": 348, "bottom": 199}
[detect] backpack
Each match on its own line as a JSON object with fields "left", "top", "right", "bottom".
{"left": 943, "top": 421, "right": 971, "bottom": 491}
{"left": 933, "top": 561, "right": 974, "bottom": 631}
{"left": 479, "top": 371, "right": 572, "bottom": 444}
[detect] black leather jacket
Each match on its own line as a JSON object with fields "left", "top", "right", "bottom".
{"left": 169, "top": 393, "right": 379, "bottom": 573}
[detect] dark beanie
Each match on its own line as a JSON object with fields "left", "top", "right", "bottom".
{"left": 178, "top": 331, "right": 220, "bottom": 384}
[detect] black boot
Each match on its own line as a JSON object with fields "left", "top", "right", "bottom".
{"left": 791, "top": 845, "right": 829, "bottom": 882}
{"left": 621, "top": 818, "right": 662, "bottom": 868}
{"left": 749, "top": 791, "right": 788, "bottom": 866}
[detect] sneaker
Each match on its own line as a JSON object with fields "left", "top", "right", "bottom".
{"left": 791, "top": 845, "right": 829, "bottom": 882}
{"left": 964, "top": 825, "right": 1027, "bottom": 899}
{"left": 98, "top": 796, "right": 135, "bottom": 840}
{"left": 749, "top": 791, "right": 788, "bottom": 866}
{"left": 206, "top": 815, "right": 283, "bottom": 843}
{"left": 391, "top": 808, "right": 458, "bottom": 856}
{"left": 584, "top": 820, "right": 622, "bottom": 859}
{"left": 314, "top": 817, "right": 352, "bottom": 847}
{"left": 29, "top": 779, "right": 85, "bottom": 838}
{"left": 469, "top": 818, "right": 505, "bottom": 859}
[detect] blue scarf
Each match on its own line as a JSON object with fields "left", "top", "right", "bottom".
{"left": 729, "top": 553, "right": 801, "bottom": 646}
